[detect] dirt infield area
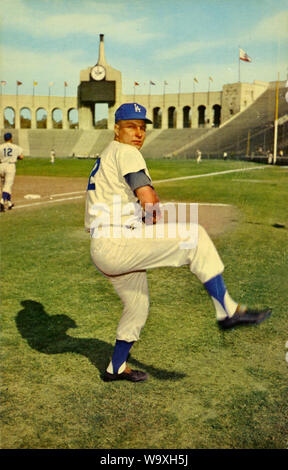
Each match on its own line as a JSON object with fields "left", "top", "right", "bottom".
{"left": 10, "top": 175, "right": 239, "bottom": 237}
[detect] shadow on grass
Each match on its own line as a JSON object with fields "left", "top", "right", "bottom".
{"left": 16, "top": 300, "right": 186, "bottom": 381}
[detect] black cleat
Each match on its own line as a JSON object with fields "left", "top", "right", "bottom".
{"left": 8, "top": 203, "right": 14, "bottom": 210}
{"left": 103, "top": 366, "right": 148, "bottom": 383}
{"left": 0, "top": 203, "right": 5, "bottom": 212}
{"left": 218, "top": 306, "right": 272, "bottom": 330}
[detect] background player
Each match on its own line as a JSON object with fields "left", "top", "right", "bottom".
{"left": 85, "top": 103, "right": 271, "bottom": 383}
{"left": 50, "top": 148, "right": 56, "bottom": 164}
{"left": 0, "top": 132, "right": 23, "bottom": 212}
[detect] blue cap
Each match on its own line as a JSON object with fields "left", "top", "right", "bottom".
{"left": 4, "top": 132, "right": 12, "bottom": 141}
{"left": 115, "top": 103, "right": 152, "bottom": 124}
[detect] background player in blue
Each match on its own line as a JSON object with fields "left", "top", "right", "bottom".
{"left": 85, "top": 103, "right": 271, "bottom": 383}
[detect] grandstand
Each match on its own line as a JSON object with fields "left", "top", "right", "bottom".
{"left": 166, "top": 81, "right": 287, "bottom": 159}
{"left": 141, "top": 129, "right": 210, "bottom": 159}
{"left": 1, "top": 81, "right": 286, "bottom": 161}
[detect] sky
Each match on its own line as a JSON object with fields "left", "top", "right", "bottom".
{"left": 0, "top": 0, "right": 287, "bottom": 104}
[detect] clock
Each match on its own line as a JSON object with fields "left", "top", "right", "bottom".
{"left": 90, "top": 65, "right": 106, "bottom": 81}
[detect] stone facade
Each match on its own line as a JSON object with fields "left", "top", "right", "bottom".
{"left": 0, "top": 94, "right": 77, "bottom": 130}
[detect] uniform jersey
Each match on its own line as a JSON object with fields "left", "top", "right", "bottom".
{"left": 85, "top": 140, "right": 152, "bottom": 233}
{"left": 0, "top": 143, "right": 23, "bottom": 164}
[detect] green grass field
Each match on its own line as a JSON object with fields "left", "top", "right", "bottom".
{"left": 1, "top": 158, "right": 287, "bottom": 449}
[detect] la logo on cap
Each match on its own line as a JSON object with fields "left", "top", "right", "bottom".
{"left": 134, "top": 104, "right": 141, "bottom": 113}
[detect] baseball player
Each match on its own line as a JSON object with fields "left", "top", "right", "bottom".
{"left": 196, "top": 149, "right": 202, "bottom": 163}
{"left": 0, "top": 132, "right": 23, "bottom": 212}
{"left": 50, "top": 148, "right": 56, "bottom": 164}
{"left": 85, "top": 103, "right": 271, "bottom": 383}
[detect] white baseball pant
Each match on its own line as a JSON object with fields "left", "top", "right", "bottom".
{"left": 0, "top": 163, "right": 16, "bottom": 195}
{"left": 90, "top": 222, "right": 224, "bottom": 343}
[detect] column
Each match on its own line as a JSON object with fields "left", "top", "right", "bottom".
{"left": 62, "top": 108, "right": 69, "bottom": 130}
{"left": 162, "top": 107, "right": 168, "bottom": 129}
{"left": 31, "top": 107, "right": 37, "bottom": 129}
{"left": 78, "top": 105, "right": 94, "bottom": 130}
{"left": 176, "top": 107, "right": 182, "bottom": 129}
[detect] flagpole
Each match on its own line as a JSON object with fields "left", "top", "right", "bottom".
{"left": 163, "top": 81, "right": 165, "bottom": 108}
{"left": 238, "top": 47, "right": 241, "bottom": 83}
{"left": 273, "top": 72, "right": 280, "bottom": 165}
{"left": 208, "top": 78, "right": 210, "bottom": 105}
{"left": 133, "top": 84, "right": 135, "bottom": 102}
{"left": 148, "top": 81, "right": 151, "bottom": 108}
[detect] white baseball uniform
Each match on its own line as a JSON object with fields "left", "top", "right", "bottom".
{"left": 85, "top": 140, "right": 228, "bottom": 344}
{"left": 50, "top": 150, "right": 55, "bottom": 163}
{"left": 0, "top": 142, "right": 23, "bottom": 196}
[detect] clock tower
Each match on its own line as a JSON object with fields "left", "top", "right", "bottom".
{"left": 78, "top": 34, "right": 122, "bottom": 130}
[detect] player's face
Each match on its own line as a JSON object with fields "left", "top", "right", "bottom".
{"left": 114, "top": 120, "right": 146, "bottom": 149}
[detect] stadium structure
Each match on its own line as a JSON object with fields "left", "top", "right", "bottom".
{"left": 0, "top": 34, "right": 287, "bottom": 162}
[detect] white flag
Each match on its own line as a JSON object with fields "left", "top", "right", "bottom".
{"left": 239, "top": 48, "right": 252, "bottom": 62}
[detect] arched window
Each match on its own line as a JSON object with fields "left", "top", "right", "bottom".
{"left": 20, "top": 107, "right": 31, "bottom": 129}
{"left": 183, "top": 106, "right": 191, "bottom": 128}
{"left": 68, "top": 108, "right": 79, "bottom": 129}
{"left": 198, "top": 105, "right": 206, "bottom": 128}
{"left": 36, "top": 108, "right": 47, "bottom": 128}
{"left": 213, "top": 104, "right": 221, "bottom": 127}
{"left": 153, "top": 107, "right": 162, "bottom": 129}
{"left": 168, "top": 106, "right": 176, "bottom": 128}
{"left": 4, "top": 107, "right": 15, "bottom": 128}
{"left": 52, "top": 108, "right": 63, "bottom": 129}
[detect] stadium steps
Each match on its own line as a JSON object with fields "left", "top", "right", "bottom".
{"left": 18, "top": 130, "right": 30, "bottom": 156}
{"left": 141, "top": 129, "right": 209, "bottom": 159}
{"left": 171, "top": 81, "right": 287, "bottom": 157}
{"left": 27, "top": 130, "right": 82, "bottom": 157}
{"left": 142, "top": 129, "right": 164, "bottom": 149}
{"left": 71, "top": 130, "right": 99, "bottom": 157}
{"left": 90, "top": 130, "right": 114, "bottom": 156}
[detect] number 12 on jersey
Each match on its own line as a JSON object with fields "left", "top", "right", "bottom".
{"left": 3, "top": 148, "right": 12, "bottom": 157}
{"left": 87, "top": 158, "right": 101, "bottom": 191}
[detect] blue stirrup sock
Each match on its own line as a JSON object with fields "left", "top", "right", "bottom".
{"left": 204, "top": 274, "right": 238, "bottom": 320}
{"left": 107, "top": 340, "right": 135, "bottom": 374}
{"left": 1, "top": 192, "right": 11, "bottom": 203}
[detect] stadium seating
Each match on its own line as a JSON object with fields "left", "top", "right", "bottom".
{"left": 2, "top": 82, "right": 286, "bottom": 160}
{"left": 170, "top": 82, "right": 287, "bottom": 158}
{"left": 141, "top": 129, "right": 209, "bottom": 159}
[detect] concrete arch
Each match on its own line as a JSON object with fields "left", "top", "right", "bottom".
{"left": 52, "top": 108, "right": 63, "bottom": 129}
{"left": 36, "top": 108, "right": 47, "bottom": 129}
{"left": 68, "top": 108, "right": 79, "bottom": 129}
{"left": 183, "top": 106, "right": 191, "bottom": 128}
{"left": 168, "top": 106, "right": 176, "bottom": 128}
{"left": 20, "top": 107, "right": 32, "bottom": 129}
{"left": 153, "top": 107, "right": 162, "bottom": 129}
{"left": 4, "top": 107, "right": 15, "bottom": 128}
{"left": 198, "top": 105, "right": 206, "bottom": 128}
{"left": 213, "top": 104, "right": 221, "bottom": 127}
